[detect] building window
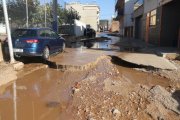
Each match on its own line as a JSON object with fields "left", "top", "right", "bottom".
{"left": 150, "top": 9, "right": 157, "bottom": 26}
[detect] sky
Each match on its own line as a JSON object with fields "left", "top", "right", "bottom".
{"left": 59, "top": 0, "right": 116, "bottom": 20}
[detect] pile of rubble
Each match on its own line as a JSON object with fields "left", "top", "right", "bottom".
{"left": 68, "top": 57, "right": 180, "bottom": 120}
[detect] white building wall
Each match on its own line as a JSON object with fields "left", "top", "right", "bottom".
{"left": 66, "top": 2, "right": 100, "bottom": 31}
{"left": 83, "top": 6, "right": 99, "bottom": 31}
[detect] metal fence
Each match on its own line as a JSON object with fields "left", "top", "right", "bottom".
{"left": 0, "top": 0, "right": 69, "bottom": 33}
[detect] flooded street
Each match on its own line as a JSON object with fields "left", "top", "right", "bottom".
{"left": 70, "top": 33, "right": 120, "bottom": 51}
{"left": 1, "top": 0, "right": 180, "bottom": 119}
{"left": 0, "top": 60, "right": 172, "bottom": 120}
{"left": 0, "top": 68, "right": 92, "bottom": 120}
{"left": 0, "top": 33, "right": 179, "bottom": 120}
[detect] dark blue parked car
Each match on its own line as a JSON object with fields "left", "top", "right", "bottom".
{"left": 8, "top": 28, "right": 65, "bottom": 60}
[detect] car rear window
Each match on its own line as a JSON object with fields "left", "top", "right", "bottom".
{"left": 12, "top": 29, "right": 37, "bottom": 38}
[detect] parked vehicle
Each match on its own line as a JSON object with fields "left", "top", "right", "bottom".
{"left": 5, "top": 28, "right": 65, "bottom": 60}
{"left": 84, "top": 28, "right": 96, "bottom": 38}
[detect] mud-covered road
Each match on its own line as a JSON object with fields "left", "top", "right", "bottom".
{"left": 0, "top": 33, "right": 180, "bottom": 120}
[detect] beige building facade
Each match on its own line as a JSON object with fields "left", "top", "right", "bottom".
{"left": 65, "top": 2, "right": 100, "bottom": 31}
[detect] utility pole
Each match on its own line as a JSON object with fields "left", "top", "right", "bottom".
{"left": 44, "top": 0, "right": 47, "bottom": 27}
{"left": 52, "top": 0, "right": 58, "bottom": 32}
{"left": 26, "top": 0, "right": 29, "bottom": 28}
{"left": 2, "top": 0, "right": 15, "bottom": 63}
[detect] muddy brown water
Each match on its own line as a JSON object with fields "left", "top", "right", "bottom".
{"left": 0, "top": 34, "right": 172, "bottom": 120}
{"left": 115, "top": 65, "right": 171, "bottom": 88}
{"left": 0, "top": 68, "right": 90, "bottom": 120}
{"left": 0, "top": 63, "right": 171, "bottom": 120}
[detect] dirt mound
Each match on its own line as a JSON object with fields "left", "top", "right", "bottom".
{"left": 68, "top": 57, "right": 180, "bottom": 120}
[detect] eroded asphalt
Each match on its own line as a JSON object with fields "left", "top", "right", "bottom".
{"left": 0, "top": 33, "right": 180, "bottom": 120}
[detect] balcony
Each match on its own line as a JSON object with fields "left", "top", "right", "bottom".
{"left": 134, "top": 0, "right": 144, "bottom": 11}
{"left": 133, "top": 0, "right": 144, "bottom": 18}
{"left": 115, "top": 0, "right": 124, "bottom": 18}
{"left": 115, "top": 0, "right": 124, "bottom": 10}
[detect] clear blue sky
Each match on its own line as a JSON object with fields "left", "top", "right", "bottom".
{"left": 60, "top": 0, "right": 116, "bottom": 20}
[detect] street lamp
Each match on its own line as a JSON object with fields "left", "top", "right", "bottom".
{"left": 2, "top": 0, "right": 15, "bottom": 63}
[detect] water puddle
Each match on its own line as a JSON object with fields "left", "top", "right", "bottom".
{"left": 69, "top": 33, "right": 120, "bottom": 50}
{"left": 0, "top": 67, "right": 91, "bottom": 120}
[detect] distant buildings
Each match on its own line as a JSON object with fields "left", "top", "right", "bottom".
{"left": 115, "top": 0, "right": 180, "bottom": 48}
{"left": 65, "top": 2, "right": 100, "bottom": 31}
{"left": 110, "top": 20, "right": 120, "bottom": 33}
{"left": 99, "top": 20, "right": 109, "bottom": 32}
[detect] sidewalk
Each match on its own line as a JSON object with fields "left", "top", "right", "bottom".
{"left": 113, "top": 37, "right": 180, "bottom": 59}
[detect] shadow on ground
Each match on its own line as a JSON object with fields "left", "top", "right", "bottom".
{"left": 110, "top": 55, "right": 158, "bottom": 70}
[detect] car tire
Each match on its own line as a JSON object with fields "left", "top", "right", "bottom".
{"left": 43, "top": 46, "right": 50, "bottom": 60}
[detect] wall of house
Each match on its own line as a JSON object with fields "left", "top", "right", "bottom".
{"left": 159, "top": 0, "right": 173, "bottom": 5}
{"left": 133, "top": 5, "right": 145, "bottom": 40}
{"left": 144, "top": 0, "right": 162, "bottom": 45}
{"left": 160, "top": 0, "right": 180, "bottom": 47}
{"left": 83, "top": 6, "right": 99, "bottom": 31}
{"left": 148, "top": 7, "right": 162, "bottom": 45}
{"left": 65, "top": 3, "right": 100, "bottom": 31}
{"left": 124, "top": 0, "right": 136, "bottom": 27}
{"left": 144, "top": 0, "right": 160, "bottom": 13}
{"left": 134, "top": 15, "right": 142, "bottom": 39}
{"left": 122, "top": 0, "right": 136, "bottom": 37}
{"left": 144, "top": 0, "right": 174, "bottom": 13}
{"left": 144, "top": 0, "right": 179, "bottom": 47}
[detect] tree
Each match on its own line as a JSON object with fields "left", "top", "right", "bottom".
{"left": 0, "top": 0, "right": 40, "bottom": 27}
{"left": 0, "top": 1, "right": 81, "bottom": 28}
{"left": 60, "top": 8, "right": 81, "bottom": 25}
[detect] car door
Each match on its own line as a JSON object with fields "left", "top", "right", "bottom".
{"left": 49, "top": 30, "right": 62, "bottom": 51}
{"left": 46, "top": 29, "right": 57, "bottom": 53}
{"left": 38, "top": 29, "right": 47, "bottom": 52}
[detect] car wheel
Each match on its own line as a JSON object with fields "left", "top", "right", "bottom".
{"left": 14, "top": 53, "right": 21, "bottom": 58}
{"left": 43, "top": 46, "right": 50, "bottom": 60}
{"left": 14, "top": 53, "right": 21, "bottom": 60}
